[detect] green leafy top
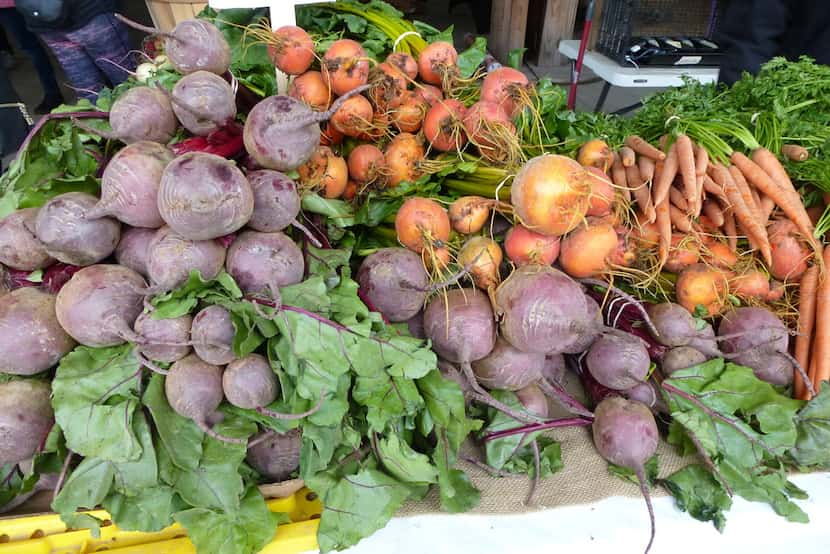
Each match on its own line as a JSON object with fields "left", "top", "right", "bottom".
{"left": 659, "top": 359, "right": 810, "bottom": 528}
{"left": 48, "top": 245, "right": 480, "bottom": 554}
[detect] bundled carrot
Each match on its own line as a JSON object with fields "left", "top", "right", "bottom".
{"left": 692, "top": 144, "right": 708, "bottom": 216}
{"left": 669, "top": 205, "right": 692, "bottom": 233}
{"left": 638, "top": 156, "right": 655, "bottom": 183}
{"left": 625, "top": 135, "right": 665, "bottom": 160}
{"left": 619, "top": 146, "right": 636, "bottom": 167}
{"left": 627, "top": 164, "right": 654, "bottom": 223}
{"left": 795, "top": 265, "right": 819, "bottom": 400}
{"left": 669, "top": 186, "right": 688, "bottom": 212}
{"left": 610, "top": 152, "right": 630, "bottom": 203}
{"left": 652, "top": 142, "right": 678, "bottom": 207}
{"left": 713, "top": 163, "right": 773, "bottom": 265}
{"left": 811, "top": 245, "right": 830, "bottom": 394}
{"left": 702, "top": 199, "right": 724, "bottom": 227}
{"left": 675, "top": 134, "right": 697, "bottom": 204}
{"left": 655, "top": 197, "right": 672, "bottom": 266}
{"left": 782, "top": 144, "right": 808, "bottom": 162}
{"left": 731, "top": 151, "right": 817, "bottom": 251}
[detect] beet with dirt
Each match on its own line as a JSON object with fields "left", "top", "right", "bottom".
{"left": 35, "top": 192, "right": 121, "bottom": 266}
{"left": 247, "top": 170, "right": 301, "bottom": 233}
{"left": 356, "top": 247, "right": 429, "bottom": 322}
{"left": 115, "top": 227, "right": 156, "bottom": 277}
{"left": 246, "top": 428, "right": 301, "bottom": 481}
{"left": 0, "top": 380, "right": 54, "bottom": 464}
{"left": 495, "top": 264, "right": 591, "bottom": 354}
{"left": 225, "top": 231, "right": 303, "bottom": 295}
{"left": 592, "top": 396, "right": 659, "bottom": 553}
{"left": 171, "top": 70, "right": 237, "bottom": 136}
{"left": 222, "top": 353, "right": 279, "bottom": 409}
{"left": 108, "top": 86, "right": 178, "bottom": 144}
{"left": 134, "top": 311, "right": 192, "bottom": 363}
{"left": 0, "top": 209, "right": 54, "bottom": 271}
{"left": 718, "top": 306, "right": 793, "bottom": 386}
{"left": 165, "top": 354, "right": 243, "bottom": 443}
{"left": 0, "top": 288, "right": 75, "bottom": 375}
{"left": 157, "top": 152, "right": 254, "bottom": 241}
{"left": 586, "top": 332, "right": 651, "bottom": 390}
{"left": 191, "top": 305, "right": 237, "bottom": 365}
{"left": 146, "top": 226, "right": 227, "bottom": 292}
{"left": 55, "top": 264, "right": 146, "bottom": 347}
{"left": 87, "top": 141, "right": 173, "bottom": 228}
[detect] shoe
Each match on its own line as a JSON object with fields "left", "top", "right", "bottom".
{"left": 35, "top": 94, "right": 64, "bottom": 114}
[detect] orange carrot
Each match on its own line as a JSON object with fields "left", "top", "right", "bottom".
{"left": 728, "top": 165, "right": 761, "bottom": 220}
{"left": 669, "top": 186, "right": 688, "bottom": 212}
{"left": 628, "top": 164, "right": 654, "bottom": 223}
{"left": 722, "top": 206, "right": 738, "bottom": 251}
{"left": 676, "top": 134, "right": 697, "bottom": 205}
{"left": 702, "top": 175, "right": 729, "bottom": 204}
{"left": 669, "top": 204, "right": 692, "bottom": 233}
{"left": 732, "top": 150, "right": 816, "bottom": 243}
{"left": 702, "top": 199, "right": 724, "bottom": 227}
{"left": 795, "top": 265, "right": 819, "bottom": 399}
{"left": 655, "top": 198, "right": 672, "bottom": 266}
{"left": 751, "top": 147, "right": 797, "bottom": 194}
{"left": 811, "top": 245, "right": 830, "bottom": 392}
{"left": 694, "top": 144, "right": 709, "bottom": 180}
{"left": 619, "top": 146, "right": 636, "bottom": 167}
{"left": 693, "top": 146, "right": 709, "bottom": 215}
{"left": 611, "top": 152, "right": 630, "bottom": 203}
{"left": 638, "top": 155, "right": 655, "bottom": 183}
{"left": 652, "top": 141, "right": 678, "bottom": 207}
{"left": 625, "top": 135, "right": 665, "bottom": 161}
{"left": 782, "top": 144, "right": 808, "bottom": 162}
{"left": 749, "top": 186, "right": 763, "bottom": 214}
{"left": 760, "top": 195, "right": 776, "bottom": 222}
{"left": 715, "top": 163, "right": 772, "bottom": 265}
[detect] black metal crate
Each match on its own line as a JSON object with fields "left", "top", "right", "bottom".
{"left": 597, "top": 0, "right": 724, "bottom": 67}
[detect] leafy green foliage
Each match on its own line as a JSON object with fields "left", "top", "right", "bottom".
{"left": 662, "top": 464, "right": 732, "bottom": 532}
{"left": 198, "top": 7, "right": 277, "bottom": 97}
{"left": 51, "top": 345, "right": 142, "bottom": 462}
{"left": 0, "top": 101, "right": 105, "bottom": 218}
{"left": 175, "top": 488, "right": 279, "bottom": 554}
{"left": 661, "top": 359, "right": 809, "bottom": 525}
{"left": 478, "top": 390, "right": 563, "bottom": 480}
{"left": 45, "top": 245, "right": 478, "bottom": 553}
{"left": 790, "top": 382, "right": 830, "bottom": 468}
{"left": 608, "top": 455, "right": 659, "bottom": 486}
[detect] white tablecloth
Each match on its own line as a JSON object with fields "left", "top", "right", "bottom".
{"left": 326, "top": 472, "right": 830, "bottom": 554}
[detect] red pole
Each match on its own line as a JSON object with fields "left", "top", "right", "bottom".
{"left": 567, "top": 0, "right": 595, "bottom": 110}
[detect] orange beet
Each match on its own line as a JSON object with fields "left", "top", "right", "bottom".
{"left": 510, "top": 154, "right": 591, "bottom": 236}
{"left": 559, "top": 220, "right": 618, "bottom": 278}
{"left": 504, "top": 225, "right": 560, "bottom": 266}
{"left": 675, "top": 263, "right": 728, "bottom": 316}
{"left": 395, "top": 197, "right": 451, "bottom": 253}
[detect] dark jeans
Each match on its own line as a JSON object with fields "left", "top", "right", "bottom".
{"left": 0, "top": 63, "right": 30, "bottom": 162}
{"left": 0, "top": 8, "right": 61, "bottom": 98}
{"left": 38, "top": 12, "right": 134, "bottom": 101}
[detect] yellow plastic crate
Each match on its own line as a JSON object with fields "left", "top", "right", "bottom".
{"left": 0, "top": 489, "right": 321, "bottom": 554}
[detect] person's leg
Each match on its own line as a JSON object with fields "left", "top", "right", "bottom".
{"left": 0, "top": 8, "right": 63, "bottom": 111}
{"left": 0, "top": 63, "right": 30, "bottom": 165}
{"left": 0, "top": 9, "right": 62, "bottom": 96}
{"left": 70, "top": 13, "right": 136, "bottom": 89}
{"left": 38, "top": 30, "right": 106, "bottom": 102}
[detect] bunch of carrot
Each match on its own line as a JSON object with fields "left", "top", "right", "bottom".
{"left": 794, "top": 252, "right": 830, "bottom": 400}
{"left": 575, "top": 134, "right": 821, "bottom": 317}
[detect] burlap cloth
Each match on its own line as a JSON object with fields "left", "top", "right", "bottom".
{"left": 401, "top": 374, "right": 694, "bottom": 516}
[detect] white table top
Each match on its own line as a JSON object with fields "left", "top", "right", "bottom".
{"left": 558, "top": 40, "right": 720, "bottom": 88}
{"left": 321, "top": 472, "right": 830, "bottom": 554}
